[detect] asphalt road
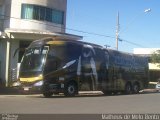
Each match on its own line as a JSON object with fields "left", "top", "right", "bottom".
{"left": 0, "top": 93, "right": 160, "bottom": 114}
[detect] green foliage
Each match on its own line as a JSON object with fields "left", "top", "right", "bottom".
{"left": 150, "top": 50, "right": 160, "bottom": 64}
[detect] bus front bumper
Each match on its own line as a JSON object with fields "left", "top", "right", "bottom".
{"left": 12, "top": 81, "right": 43, "bottom": 93}
{"left": 12, "top": 81, "right": 64, "bottom": 93}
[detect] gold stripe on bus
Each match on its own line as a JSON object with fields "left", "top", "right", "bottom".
{"left": 20, "top": 75, "right": 43, "bottom": 82}
{"left": 47, "top": 41, "right": 65, "bottom": 45}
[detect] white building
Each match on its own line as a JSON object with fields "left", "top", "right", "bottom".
{"left": 0, "top": 0, "right": 82, "bottom": 87}
{"left": 134, "top": 48, "right": 160, "bottom": 82}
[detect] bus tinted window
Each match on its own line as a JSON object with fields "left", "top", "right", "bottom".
{"left": 44, "top": 41, "right": 82, "bottom": 74}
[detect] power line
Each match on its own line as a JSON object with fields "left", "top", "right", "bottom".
{"left": 66, "top": 27, "right": 115, "bottom": 39}
{"left": 0, "top": 14, "right": 115, "bottom": 39}
{"left": 0, "top": 14, "right": 146, "bottom": 48}
{"left": 119, "top": 38, "right": 146, "bottom": 47}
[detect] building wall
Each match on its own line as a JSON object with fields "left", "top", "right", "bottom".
{"left": 0, "top": 39, "right": 7, "bottom": 83}
{"left": 0, "top": 0, "right": 5, "bottom": 30}
{"left": 134, "top": 48, "right": 160, "bottom": 55}
{"left": 10, "top": 40, "right": 19, "bottom": 71}
{"left": 9, "top": 40, "right": 19, "bottom": 82}
{"left": 3, "top": 0, "right": 66, "bottom": 32}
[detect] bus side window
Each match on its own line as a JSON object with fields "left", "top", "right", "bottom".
{"left": 94, "top": 48, "right": 106, "bottom": 82}
{"left": 66, "top": 43, "right": 82, "bottom": 61}
{"left": 104, "top": 50, "right": 110, "bottom": 81}
{"left": 44, "top": 48, "right": 61, "bottom": 74}
{"left": 105, "top": 51, "right": 109, "bottom": 70}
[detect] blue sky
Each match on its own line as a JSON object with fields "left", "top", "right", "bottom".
{"left": 66, "top": 0, "right": 160, "bottom": 53}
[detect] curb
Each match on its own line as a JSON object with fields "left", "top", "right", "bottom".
{"left": 140, "top": 89, "right": 159, "bottom": 94}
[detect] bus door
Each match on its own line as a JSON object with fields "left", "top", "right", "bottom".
{"left": 99, "top": 50, "right": 112, "bottom": 91}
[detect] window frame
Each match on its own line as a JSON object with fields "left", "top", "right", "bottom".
{"left": 21, "top": 3, "right": 64, "bottom": 25}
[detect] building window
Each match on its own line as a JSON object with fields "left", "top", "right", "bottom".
{"left": 52, "top": 10, "right": 64, "bottom": 24}
{"left": 21, "top": 4, "right": 34, "bottom": 19}
{"left": 21, "top": 4, "right": 64, "bottom": 24}
{"left": 46, "top": 8, "right": 52, "bottom": 22}
{"left": 39, "top": 7, "right": 45, "bottom": 21}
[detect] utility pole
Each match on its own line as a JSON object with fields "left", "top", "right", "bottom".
{"left": 116, "top": 11, "right": 120, "bottom": 50}
{"left": 115, "top": 9, "right": 151, "bottom": 50}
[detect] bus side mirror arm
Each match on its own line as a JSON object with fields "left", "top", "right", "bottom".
{"left": 13, "top": 48, "right": 26, "bottom": 58}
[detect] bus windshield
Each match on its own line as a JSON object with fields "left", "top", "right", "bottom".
{"left": 20, "top": 46, "right": 49, "bottom": 74}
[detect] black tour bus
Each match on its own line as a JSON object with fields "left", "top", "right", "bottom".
{"left": 15, "top": 37, "right": 149, "bottom": 97}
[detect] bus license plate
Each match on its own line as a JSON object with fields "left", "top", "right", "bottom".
{"left": 24, "top": 87, "right": 30, "bottom": 91}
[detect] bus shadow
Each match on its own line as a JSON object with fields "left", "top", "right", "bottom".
{"left": 33, "top": 92, "right": 139, "bottom": 99}
{"left": 36, "top": 94, "right": 105, "bottom": 99}
{"left": 27, "top": 90, "right": 159, "bottom": 99}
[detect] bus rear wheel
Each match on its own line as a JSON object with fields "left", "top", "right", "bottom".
{"left": 133, "top": 83, "right": 140, "bottom": 94}
{"left": 64, "top": 82, "right": 78, "bottom": 97}
{"left": 125, "top": 83, "right": 132, "bottom": 94}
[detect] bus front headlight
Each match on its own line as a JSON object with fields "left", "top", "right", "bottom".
{"left": 34, "top": 81, "right": 43, "bottom": 86}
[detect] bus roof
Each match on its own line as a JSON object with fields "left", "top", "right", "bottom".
{"left": 28, "top": 37, "right": 102, "bottom": 49}
{"left": 28, "top": 37, "right": 148, "bottom": 60}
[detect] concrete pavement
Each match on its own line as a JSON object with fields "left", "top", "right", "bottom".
{"left": 0, "top": 87, "right": 20, "bottom": 95}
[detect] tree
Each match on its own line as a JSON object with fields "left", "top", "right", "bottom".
{"left": 150, "top": 50, "right": 160, "bottom": 67}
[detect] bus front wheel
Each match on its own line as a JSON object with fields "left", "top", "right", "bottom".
{"left": 43, "top": 92, "right": 53, "bottom": 98}
{"left": 42, "top": 84, "right": 53, "bottom": 98}
{"left": 102, "top": 90, "right": 112, "bottom": 95}
{"left": 64, "top": 82, "right": 78, "bottom": 97}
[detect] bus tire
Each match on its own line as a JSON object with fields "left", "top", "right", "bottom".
{"left": 42, "top": 84, "right": 53, "bottom": 98}
{"left": 125, "top": 83, "right": 132, "bottom": 94}
{"left": 133, "top": 83, "right": 140, "bottom": 94}
{"left": 64, "top": 82, "right": 78, "bottom": 97}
